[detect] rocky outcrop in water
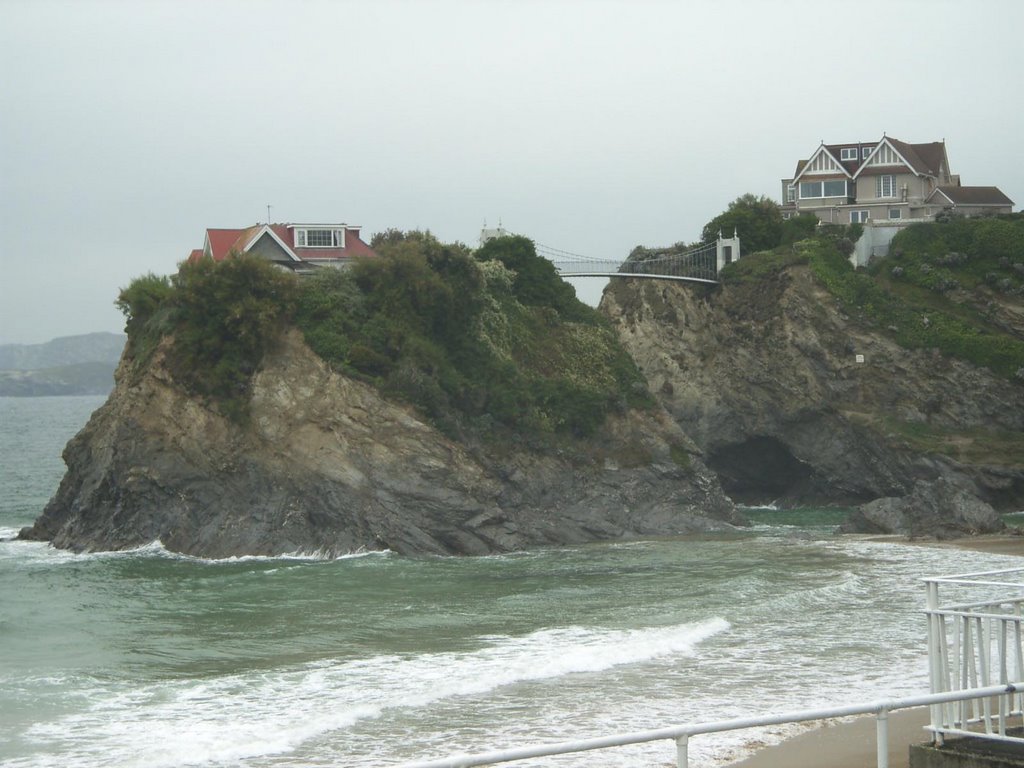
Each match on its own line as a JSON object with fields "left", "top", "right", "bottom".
{"left": 842, "top": 477, "right": 1004, "bottom": 538}
{"left": 600, "top": 266, "right": 1024, "bottom": 528}
{"left": 20, "top": 331, "right": 740, "bottom": 557}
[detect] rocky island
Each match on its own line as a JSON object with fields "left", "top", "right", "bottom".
{"left": 19, "top": 233, "right": 739, "bottom": 557}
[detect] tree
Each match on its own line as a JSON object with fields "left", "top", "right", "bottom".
{"left": 701, "top": 194, "right": 784, "bottom": 255}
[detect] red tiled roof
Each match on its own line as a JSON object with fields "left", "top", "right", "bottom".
{"left": 195, "top": 224, "right": 377, "bottom": 264}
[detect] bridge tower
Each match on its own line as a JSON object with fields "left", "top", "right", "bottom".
{"left": 716, "top": 229, "right": 741, "bottom": 272}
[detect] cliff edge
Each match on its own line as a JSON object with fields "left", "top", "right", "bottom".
{"left": 601, "top": 225, "right": 1024, "bottom": 536}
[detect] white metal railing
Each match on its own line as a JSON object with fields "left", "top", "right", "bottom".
{"left": 393, "top": 684, "right": 1023, "bottom": 768}
{"left": 925, "top": 567, "right": 1024, "bottom": 745}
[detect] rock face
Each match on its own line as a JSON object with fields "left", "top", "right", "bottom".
{"left": 20, "top": 330, "right": 741, "bottom": 557}
{"left": 600, "top": 268, "right": 1024, "bottom": 516}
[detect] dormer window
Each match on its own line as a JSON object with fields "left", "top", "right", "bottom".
{"left": 840, "top": 148, "right": 858, "bottom": 161}
{"left": 862, "top": 146, "right": 872, "bottom": 159}
{"left": 294, "top": 228, "right": 344, "bottom": 248}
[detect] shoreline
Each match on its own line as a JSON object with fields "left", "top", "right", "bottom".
{"left": 724, "top": 533, "right": 1024, "bottom": 768}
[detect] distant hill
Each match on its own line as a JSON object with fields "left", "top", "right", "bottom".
{"left": 0, "top": 333, "right": 124, "bottom": 396}
{"left": 0, "top": 332, "right": 125, "bottom": 371}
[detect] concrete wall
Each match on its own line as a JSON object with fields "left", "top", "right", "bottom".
{"left": 850, "top": 220, "right": 930, "bottom": 267}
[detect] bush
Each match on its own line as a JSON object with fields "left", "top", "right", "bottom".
{"left": 701, "top": 194, "right": 784, "bottom": 254}
{"left": 292, "top": 231, "right": 651, "bottom": 441}
{"left": 167, "top": 256, "right": 298, "bottom": 419}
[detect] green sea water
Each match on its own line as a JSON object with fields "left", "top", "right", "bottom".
{"left": 2, "top": 396, "right": 1022, "bottom": 767}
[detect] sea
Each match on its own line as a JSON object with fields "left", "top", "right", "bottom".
{"left": 2, "top": 395, "right": 1023, "bottom": 768}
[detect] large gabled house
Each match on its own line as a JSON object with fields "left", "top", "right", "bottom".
{"left": 188, "top": 222, "right": 376, "bottom": 272}
{"left": 780, "top": 136, "right": 1014, "bottom": 225}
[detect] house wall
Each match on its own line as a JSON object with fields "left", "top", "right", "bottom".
{"left": 853, "top": 170, "right": 934, "bottom": 205}
{"left": 247, "top": 235, "right": 294, "bottom": 264}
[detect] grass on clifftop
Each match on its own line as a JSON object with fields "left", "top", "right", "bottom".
{"left": 116, "top": 233, "right": 652, "bottom": 438}
{"left": 719, "top": 215, "right": 1024, "bottom": 381}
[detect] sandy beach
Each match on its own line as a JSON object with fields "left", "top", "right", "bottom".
{"left": 724, "top": 708, "right": 930, "bottom": 768}
{"left": 722, "top": 534, "right": 1024, "bottom": 768}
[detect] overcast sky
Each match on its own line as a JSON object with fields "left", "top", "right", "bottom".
{"left": 1, "top": 0, "right": 1021, "bottom": 344}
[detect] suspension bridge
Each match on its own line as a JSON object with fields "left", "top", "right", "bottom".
{"left": 485, "top": 229, "right": 741, "bottom": 285}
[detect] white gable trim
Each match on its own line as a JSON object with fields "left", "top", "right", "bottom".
{"left": 854, "top": 138, "right": 917, "bottom": 179}
{"left": 926, "top": 188, "right": 956, "bottom": 206}
{"left": 243, "top": 226, "right": 302, "bottom": 262}
{"left": 792, "top": 144, "right": 851, "bottom": 184}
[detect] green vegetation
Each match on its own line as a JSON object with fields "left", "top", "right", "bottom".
{"left": 296, "top": 232, "right": 651, "bottom": 439}
{"left": 701, "top": 194, "right": 784, "bottom": 255}
{"left": 117, "top": 234, "right": 652, "bottom": 438}
{"left": 117, "top": 256, "right": 298, "bottom": 422}
{"left": 720, "top": 213, "right": 1024, "bottom": 380}
{"left": 845, "top": 411, "right": 1024, "bottom": 467}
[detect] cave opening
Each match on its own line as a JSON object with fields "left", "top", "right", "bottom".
{"left": 707, "top": 436, "right": 814, "bottom": 503}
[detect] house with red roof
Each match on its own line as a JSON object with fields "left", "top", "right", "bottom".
{"left": 780, "top": 136, "right": 1014, "bottom": 225}
{"left": 188, "top": 222, "right": 376, "bottom": 272}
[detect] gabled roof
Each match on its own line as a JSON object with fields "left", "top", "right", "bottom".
{"left": 791, "top": 143, "right": 852, "bottom": 185}
{"left": 854, "top": 137, "right": 949, "bottom": 179}
{"left": 193, "top": 223, "right": 376, "bottom": 264}
{"left": 928, "top": 186, "right": 1015, "bottom": 207}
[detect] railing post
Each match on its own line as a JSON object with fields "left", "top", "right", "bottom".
{"left": 876, "top": 708, "right": 889, "bottom": 768}
{"left": 675, "top": 734, "right": 688, "bottom": 768}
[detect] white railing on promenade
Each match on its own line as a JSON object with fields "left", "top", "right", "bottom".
{"left": 925, "top": 567, "right": 1024, "bottom": 744}
{"left": 393, "top": 684, "right": 1023, "bottom": 768}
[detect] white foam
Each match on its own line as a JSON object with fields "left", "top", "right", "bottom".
{"left": 23, "top": 618, "right": 729, "bottom": 767}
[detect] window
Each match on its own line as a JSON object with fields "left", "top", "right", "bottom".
{"left": 799, "top": 181, "right": 822, "bottom": 199}
{"left": 295, "top": 228, "right": 343, "bottom": 248}
{"left": 851, "top": 210, "right": 870, "bottom": 224}
{"left": 888, "top": 208, "right": 902, "bottom": 220}
{"left": 823, "top": 179, "right": 848, "bottom": 197}
{"left": 800, "top": 180, "right": 847, "bottom": 199}
{"left": 876, "top": 175, "right": 896, "bottom": 198}
{"left": 840, "top": 148, "right": 858, "bottom": 161}
{"left": 787, "top": 185, "right": 796, "bottom": 203}
{"left": 862, "top": 146, "right": 872, "bottom": 159}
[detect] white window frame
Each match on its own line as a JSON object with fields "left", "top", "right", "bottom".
{"left": 295, "top": 228, "right": 344, "bottom": 248}
{"left": 862, "top": 146, "right": 872, "bottom": 159}
{"left": 851, "top": 210, "right": 870, "bottom": 224}
{"left": 888, "top": 208, "right": 903, "bottom": 220}
{"left": 840, "top": 148, "right": 858, "bottom": 161}
{"left": 787, "top": 185, "right": 796, "bottom": 203}
{"left": 800, "top": 180, "right": 848, "bottom": 199}
{"left": 877, "top": 175, "right": 896, "bottom": 198}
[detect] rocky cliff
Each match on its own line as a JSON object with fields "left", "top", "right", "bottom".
{"left": 600, "top": 262, "right": 1024, "bottom": 534}
{"left": 20, "top": 330, "right": 740, "bottom": 557}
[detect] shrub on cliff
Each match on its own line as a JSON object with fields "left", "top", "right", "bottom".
{"left": 117, "top": 255, "right": 298, "bottom": 421}
{"left": 295, "top": 231, "right": 650, "bottom": 440}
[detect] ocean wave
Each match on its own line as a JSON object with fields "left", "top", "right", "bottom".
{"left": 21, "top": 618, "right": 729, "bottom": 767}
{"left": 0, "top": 535, "right": 392, "bottom": 567}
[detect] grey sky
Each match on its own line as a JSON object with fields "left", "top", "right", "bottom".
{"left": 2, "top": 0, "right": 1021, "bottom": 344}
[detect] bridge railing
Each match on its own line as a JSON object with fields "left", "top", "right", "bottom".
{"left": 925, "top": 567, "right": 1024, "bottom": 744}
{"left": 392, "top": 684, "right": 1024, "bottom": 768}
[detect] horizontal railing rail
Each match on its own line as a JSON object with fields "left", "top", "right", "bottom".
{"left": 393, "top": 683, "right": 1023, "bottom": 768}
